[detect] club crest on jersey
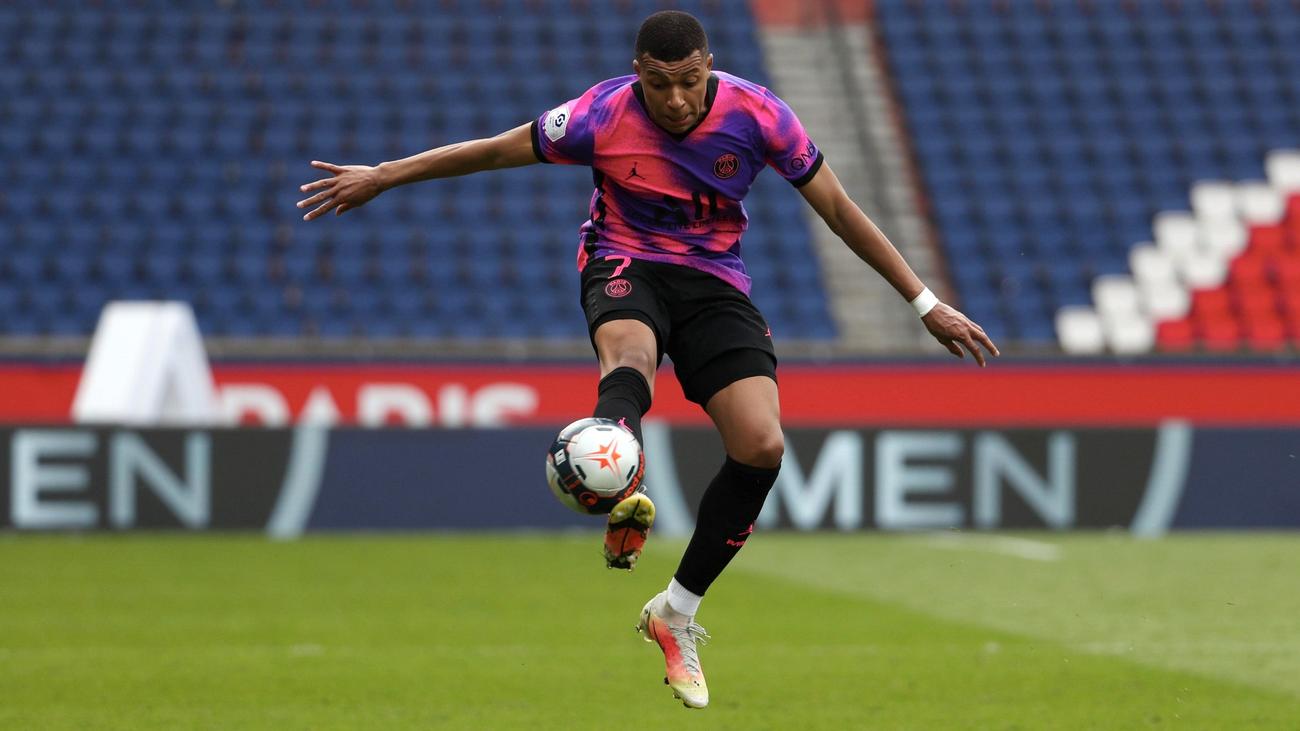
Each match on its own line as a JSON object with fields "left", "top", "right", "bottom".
{"left": 605, "top": 279, "right": 632, "bottom": 298}
{"left": 713, "top": 153, "right": 739, "bottom": 179}
{"left": 545, "top": 103, "right": 571, "bottom": 142}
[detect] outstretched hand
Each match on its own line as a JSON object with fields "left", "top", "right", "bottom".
{"left": 296, "top": 160, "right": 383, "bottom": 220}
{"left": 922, "top": 302, "right": 1000, "bottom": 367}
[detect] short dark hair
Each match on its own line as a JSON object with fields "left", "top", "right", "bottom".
{"left": 635, "top": 11, "right": 708, "bottom": 62}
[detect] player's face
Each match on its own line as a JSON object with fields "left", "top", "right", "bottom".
{"left": 633, "top": 50, "right": 714, "bottom": 134}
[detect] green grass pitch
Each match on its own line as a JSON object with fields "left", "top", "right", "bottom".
{"left": 1, "top": 531, "right": 1297, "bottom": 729}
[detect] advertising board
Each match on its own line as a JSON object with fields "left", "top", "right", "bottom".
{"left": 3, "top": 363, "right": 1299, "bottom": 426}
{"left": 3, "top": 424, "right": 1295, "bottom": 536}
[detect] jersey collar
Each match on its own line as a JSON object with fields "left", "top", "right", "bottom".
{"left": 631, "top": 73, "right": 720, "bottom": 141}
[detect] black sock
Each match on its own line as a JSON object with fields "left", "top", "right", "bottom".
{"left": 592, "top": 366, "right": 651, "bottom": 445}
{"left": 673, "top": 456, "right": 780, "bottom": 596}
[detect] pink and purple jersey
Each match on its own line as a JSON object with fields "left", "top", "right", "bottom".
{"left": 531, "top": 71, "right": 823, "bottom": 294}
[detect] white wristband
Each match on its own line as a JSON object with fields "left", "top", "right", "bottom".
{"left": 910, "top": 287, "right": 939, "bottom": 317}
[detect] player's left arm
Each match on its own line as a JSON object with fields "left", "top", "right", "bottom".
{"left": 797, "top": 161, "right": 1000, "bottom": 366}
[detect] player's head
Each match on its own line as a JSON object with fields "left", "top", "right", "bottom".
{"left": 633, "top": 11, "right": 713, "bottom": 134}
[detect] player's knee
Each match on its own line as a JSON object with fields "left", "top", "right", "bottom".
{"left": 732, "top": 430, "right": 784, "bottom": 469}
{"left": 604, "top": 346, "right": 656, "bottom": 380}
{"left": 753, "top": 434, "right": 785, "bottom": 469}
{"left": 615, "top": 349, "right": 656, "bottom": 375}
{"left": 595, "top": 320, "right": 657, "bottom": 379}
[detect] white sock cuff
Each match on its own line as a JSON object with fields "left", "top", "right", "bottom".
{"left": 666, "top": 578, "right": 703, "bottom": 618}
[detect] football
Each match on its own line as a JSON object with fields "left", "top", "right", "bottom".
{"left": 545, "top": 417, "right": 645, "bottom": 515}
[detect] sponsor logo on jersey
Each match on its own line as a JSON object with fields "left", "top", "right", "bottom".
{"left": 713, "top": 152, "right": 739, "bottom": 179}
{"left": 790, "top": 140, "right": 817, "bottom": 173}
{"left": 604, "top": 279, "right": 632, "bottom": 298}
{"left": 545, "top": 103, "right": 571, "bottom": 142}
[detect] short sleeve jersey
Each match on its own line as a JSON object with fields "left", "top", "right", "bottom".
{"left": 531, "top": 71, "right": 823, "bottom": 295}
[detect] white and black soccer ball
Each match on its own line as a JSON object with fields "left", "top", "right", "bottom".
{"left": 545, "top": 417, "right": 645, "bottom": 515}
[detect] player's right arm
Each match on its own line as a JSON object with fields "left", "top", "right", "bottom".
{"left": 296, "top": 122, "right": 538, "bottom": 221}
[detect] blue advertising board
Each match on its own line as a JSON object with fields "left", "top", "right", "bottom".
{"left": 1, "top": 423, "right": 1296, "bottom": 535}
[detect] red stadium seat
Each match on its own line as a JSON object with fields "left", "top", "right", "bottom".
{"left": 1191, "top": 287, "right": 1232, "bottom": 316}
{"left": 1232, "top": 287, "right": 1279, "bottom": 318}
{"left": 1281, "top": 289, "right": 1300, "bottom": 331}
{"left": 1249, "top": 224, "right": 1286, "bottom": 254}
{"left": 1276, "top": 258, "right": 1300, "bottom": 288}
{"left": 1243, "top": 315, "right": 1288, "bottom": 351}
{"left": 1282, "top": 285, "right": 1300, "bottom": 308}
{"left": 1287, "top": 195, "right": 1300, "bottom": 248}
{"left": 1285, "top": 221, "right": 1300, "bottom": 251}
{"left": 1197, "top": 315, "right": 1242, "bottom": 352}
{"left": 1284, "top": 306, "right": 1300, "bottom": 346}
{"left": 1228, "top": 253, "right": 1268, "bottom": 284}
{"left": 1155, "top": 319, "right": 1195, "bottom": 352}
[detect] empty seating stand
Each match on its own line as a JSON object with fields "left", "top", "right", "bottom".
{"left": 1156, "top": 186, "right": 1300, "bottom": 352}
{"left": 0, "top": 1, "right": 834, "bottom": 341}
{"left": 875, "top": 0, "right": 1300, "bottom": 348}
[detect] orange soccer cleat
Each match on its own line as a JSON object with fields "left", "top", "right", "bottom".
{"left": 604, "top": 492, "right": 655, "bottom": 570}
{"left": 636, "top": 592, "right": 710, "bottom": 709}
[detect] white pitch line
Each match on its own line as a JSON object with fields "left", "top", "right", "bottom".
{"left": 917, "top": 532, "right": 1062, "bottom": 562}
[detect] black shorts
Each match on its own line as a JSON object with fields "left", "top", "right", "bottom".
{"left": 580, "top": 255, "right": 778, "bottom": 406}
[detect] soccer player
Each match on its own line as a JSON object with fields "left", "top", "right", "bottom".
{"left": 297, "top": 10, "right": 997, "bottom": 709}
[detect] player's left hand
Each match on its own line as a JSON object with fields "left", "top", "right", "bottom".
{"left": 296, "top": 160, "right": 383, "bottom": 220}
{"left": 922, "top": 302, "right": 1000, "bottom": 367}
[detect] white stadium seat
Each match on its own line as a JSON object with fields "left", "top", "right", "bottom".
{"left": 1092, "top": 274, "right": 1142, "bottom": 320}
{"left": 1198, "top": 219, "right": 1248, "bottom": 258}
{"left": 1234, "top": 182, "right": 1285, "bottom": 225}
{"left": 1139, "top": 279, "right": 1191, "bottom": 321}
{"left": 1105, "top": 317, "right": 1155, "bottom": 355}
{"left": 1178, "top": 251, "right": 1229, "bottom": 289}
{"left": 1128, "top": 244, "right": 1177, "bottom": 288}
{"left": 1190, "top": 181, "right": 1238, "bottom": 222}
{"left": 1153, "top": 211, "right": 1198, "bottom": 259}
{"left": 1055, "top": 306, "right": 1105, "bottom": 354}
{"left": 1265, "top": 149, "right": 1300, "bottom": 192}
{"left": 1091, "top": 274, "right": 1155, "bottom": 353}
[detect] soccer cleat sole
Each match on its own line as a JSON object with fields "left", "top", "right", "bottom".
{"left": 604, "top": 493, "right": 655, "bottom": 571}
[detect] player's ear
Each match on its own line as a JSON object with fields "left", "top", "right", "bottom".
{"left": 705, "top": 53, "right": 713, "bottom": 70}
{"left": 632, "top": 58, "right": 641, "bottom": 76}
